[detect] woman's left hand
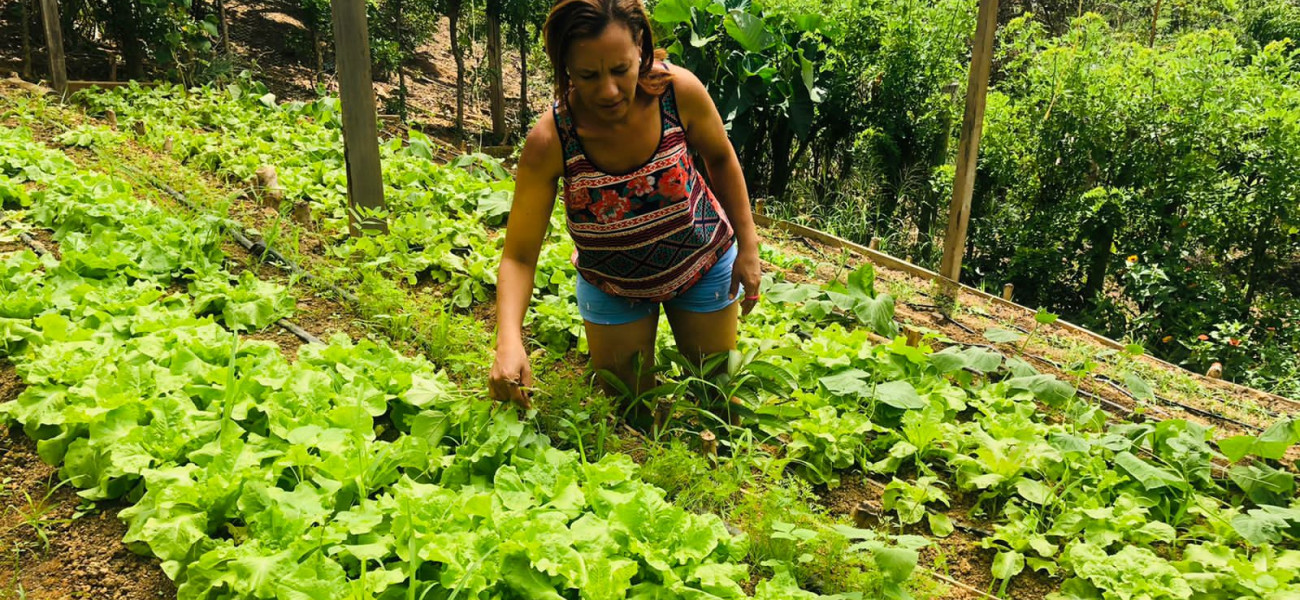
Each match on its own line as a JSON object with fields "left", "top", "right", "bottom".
{"left": 730, "top": 245, "right": 762, "bottom": 316}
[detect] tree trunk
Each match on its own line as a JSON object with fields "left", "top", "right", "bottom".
{"left": 395, "top": 0, "right": 407, "bottom": 121}
{"left": 219, "top": 0, "right": 230, "bottom": 54}
{"left": 740, "top": 120, "right": 768, "bottom": 198}
{"left": 448, "top": 0, "right": 465, "bottom": 137}
{"left": 486, "top": 10, "right": 506, "bottom": 141}
{"left": 107, "top": 1, "right": 146, "bottom": 79}
{"left": 1148, "top": 0, "right": 1163, "bottom": 47}
{"left": 1082, "top": 209, "right": 1116, "bottom": 303}
{"left": 21, "top": 0, "right": 33, "bottom": 80}
{"left": 517, "top": 17, "right": 529, "bottom": 138}
{"left": 313, "top": 27, "right": 323, "bottom": 82}
{"left": 1242, "top": 207, "right": 1276, "bottom": 315}
{"left": 768, "top": 119, "right": 796, "bottom": 202}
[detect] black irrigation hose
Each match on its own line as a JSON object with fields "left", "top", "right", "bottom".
{"left": 5, "top": 220, "right": 50, "bottom": 257}
{"left": 1004, "top": 323, "right": 1270, "bottom": 432}
{"left": 275, "top": 318, "right": 322, "bottom": 345}
{"left": 118, "top": 164, "right": 361, "bottom": 305}
{"left": 903, "top": 303, "right": 1269, "bottom": 433}
{"left": 3, "top": 214, "right": 324, "bottom": 347}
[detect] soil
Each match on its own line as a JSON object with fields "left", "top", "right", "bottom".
{"left": 2, "top": 7, "right": 1296, "bottom": 595}
{"left": 0, "top": 357, "right": 175, "bottom": 600}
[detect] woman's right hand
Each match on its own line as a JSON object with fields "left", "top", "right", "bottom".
{"left": 489, "top": 341, "right": 532, "bottom": 410}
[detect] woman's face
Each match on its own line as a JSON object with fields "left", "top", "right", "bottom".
{"left": 566, "top": 22, "right": 641, "bottom": 123}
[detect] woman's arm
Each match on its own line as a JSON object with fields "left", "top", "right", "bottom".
{"left": 670, "top": 66, "right": 762, "bottom": 315}
{"left": 490, "top": 113, "right": 563, "bottom": 408}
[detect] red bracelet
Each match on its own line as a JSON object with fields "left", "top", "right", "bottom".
{"left": 744, "top": 294, "right": 760, "bottom": 301}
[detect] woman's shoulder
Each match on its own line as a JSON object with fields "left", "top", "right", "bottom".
{"left": 659, "top": 63, "right": 713, "bottom": 126}
{"left": 519, "top": 109, "right": 565, "bottom": 180}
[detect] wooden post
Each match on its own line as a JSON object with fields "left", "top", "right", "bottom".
{"left": 330, "top": 0, "right": 388, "bottom": 235}
{"left": 699, "top": 430, "right": 717, "bottom": 461}
{"left": 38, "top": 0, "right": 66, "bottom": 98}
{"left": 905, "top": 327, "right": 922, "bottom": 347}
{"left": 938, "top": 0, "right": 998, "bottom": 286}
{"left": 104, "top": 109, "right": 117, "bottom": 129}
{"left": 869, "top": 237, "right": 880, "bottom": 251}
{"left": 1002, "top": 283, "right": 1014, "bottom": 301}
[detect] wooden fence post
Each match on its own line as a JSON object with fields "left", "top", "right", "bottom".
{"left": 38, "top": 0, "right": 66, "bottom": 98}
{"left": 330, "top": 0, "right": 388, "bottom": 235}
{"left": 938, "top": 0, "right": 999, "bottom": 289}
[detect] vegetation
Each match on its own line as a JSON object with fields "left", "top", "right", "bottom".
{"left": 4, "top": 0, "right": 1300, "bottom": 596}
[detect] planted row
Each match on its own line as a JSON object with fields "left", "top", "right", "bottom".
{"left": 0, "top": 125, "right": 886, "bottom": 599}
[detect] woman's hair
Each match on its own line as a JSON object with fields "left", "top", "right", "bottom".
{"left": 543, "top": 0, "right": 671, "bottom": 101}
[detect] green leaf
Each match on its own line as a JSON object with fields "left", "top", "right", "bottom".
{"left": 653, "top": 0, "right": 697, "bottom": 24}
{"left": 819, "top": 369, "right": 871, "bottom": 397}
{"left": 1033, "top": 308, "right": 1058, "bottom": 325}
{"left": 992, "top": 550, "right": 1025, "bottom": 580}
{"left": 873, "top": 380, "right": 925, "bottom": 410}
{"left": 871, "top": 547, "right": 918, "bottom": 584}
{"left": 1006, "top": 374, "right": 1076, "bottom": 407}
{"left": 1124, "top": 372, "right": 1154, "bottom": 401}
{"left": 985, "top": 328, "right": 1024, "bottom": 344}
{"left": 724, "top": 10, "right": 776, "bottom": 53}
{"left": 846, "top": 264, "right": 876, "bottom": 299}
{"left": 928, "top": 512, "right": 954, "bottom": 537}
{"left": 1229, "top": 462, "right": 1295, "bottom": 506}
{"left": 853, "top": 294, "right": 898, "bottom": 338}
{"left": 1115, "top": 451, "right": 1186, "bottom": 491}
{"left": 1015, "top": 478, "right": 1053, "bottom": 505}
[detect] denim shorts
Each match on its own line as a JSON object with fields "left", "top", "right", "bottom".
{"left": 576, "top": 244, "right": 742, "bottom": 326}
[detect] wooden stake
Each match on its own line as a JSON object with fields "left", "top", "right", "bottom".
{"left": 851, "top": 502, "right": 879, "bottom": 529}
{"left": 1002, "top": 283, "right": 1014, "bottom": 301}
{"left": 254, "top": 165, "right": 284, "bottom": 208}
{"left": 132, "top": 120, "right": 146, "bottom": 137}
{"left": 163, "top": 136, "right": 173, "bottom": 153}
{"left": 905, "top": 327, "right": 922, "bottom": 347}
{"left": 292, "top": 201, "right": 312, "bottom": 226}
{"left": 330, "top": 0, "right": 388, "bottom": 235}
{"left": 104, "top": 109, "right": 118, "bottom": 129}
{"left": 699, "top": 430, "right": 717, "bottom": 461}
{"left": 38, "top": 0, "right": 66, "bottom": 98}
{"left": 653, "top": 399, "right": 672, "bottom": 436}
{"left": 869, "top": 237, "right": 880, "bottom": 251}
{"left": 938, "top": 0, "right": 999, "bottom": 285}
{"left": 1207, "top": 362, "right": 1223, "bottom": 380}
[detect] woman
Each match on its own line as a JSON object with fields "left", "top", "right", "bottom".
{"left": 488, "top": 0, "right": 762, "bottom": 410}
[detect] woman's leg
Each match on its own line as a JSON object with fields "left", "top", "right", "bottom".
{"left": 584, "top": 312, "right": 660, "bottom": 398}
{"left": 664, "top": 300, "right": 739, "bottom": 367}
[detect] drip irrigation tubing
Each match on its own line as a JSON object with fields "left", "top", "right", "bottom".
{"left": 901, "top": 302, "right": 1270, "bottom": 433}
{"left": 2, "top": 214, "right": 324, "bottom": 348}
{"left": 116, "top": 164, "right": 360, "bottom": 306}
{"left": 1005, "top": 323, "right": 1271, "bottom": 432}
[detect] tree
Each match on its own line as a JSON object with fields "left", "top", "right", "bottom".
{"left": 485, "top": 0, "right": 507, "bottom": 140}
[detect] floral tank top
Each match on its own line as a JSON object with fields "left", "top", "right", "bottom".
{"left": 554, "top": 73, "right": 735, "bottom": 301}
